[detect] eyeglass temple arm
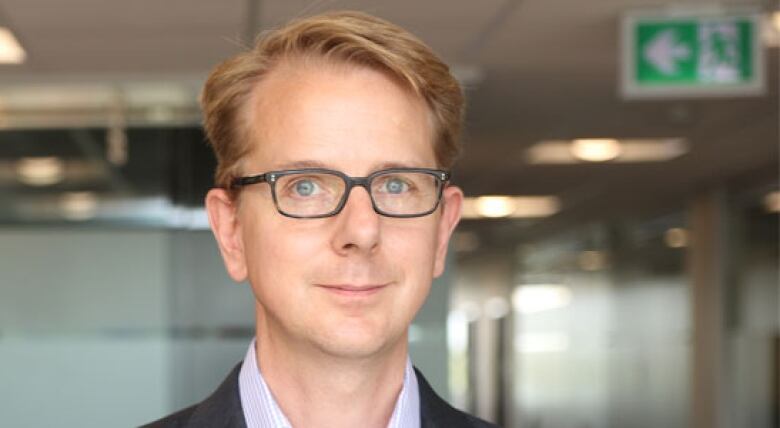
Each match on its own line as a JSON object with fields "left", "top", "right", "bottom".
{"left": 230, "top": 174, "right": 269, "bottom": 189}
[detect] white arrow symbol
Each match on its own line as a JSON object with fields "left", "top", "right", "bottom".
{"left": 644, "top": 29, "right": 691, "bottom": 75}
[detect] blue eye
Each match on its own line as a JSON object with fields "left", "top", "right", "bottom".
{"left": 384, "top": 178, "right": 408, "bottom": 194}
{"left": 294, "top": 179, "right": 318, "bottom": 197}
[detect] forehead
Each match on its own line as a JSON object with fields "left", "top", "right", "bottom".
{"left": 242, "top": 60, "right": 436, "bottom": 174}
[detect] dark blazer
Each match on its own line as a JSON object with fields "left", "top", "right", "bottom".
{"left": 142, "top": 364, "right": 498, "bottom": 428}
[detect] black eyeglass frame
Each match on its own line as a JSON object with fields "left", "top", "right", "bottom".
{"left": 230, "top": 167, "right": 451, "bottom": 219}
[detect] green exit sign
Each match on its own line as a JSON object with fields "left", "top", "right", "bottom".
{"left": 621, "top": 9, "right": 765, "bottom": 98}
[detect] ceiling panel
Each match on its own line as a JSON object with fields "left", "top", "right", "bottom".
{"left": 475, "top": 0, "right": 620, "bottom": 70}
{"left": 0, "top": 0, "right": 244, "bottom": 73}
{"left": 259, "top": 0, "right": 507, "bottom": 59}
{"left": 17, "top": 32, "right": 243, "bottom": 72}
{"left": 2, "top": 0, "right": 243, "bottom": 31}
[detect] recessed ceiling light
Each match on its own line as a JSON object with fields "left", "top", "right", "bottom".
{"left": 461, "top": 195, "right": 560, "bottom": 219}
{"left": 764, "top": 190, "right": 780, "bottom": 213}
{"left": 664, "top": 227, "right": 689, "bottom": 248}
{"left": 475, "top": 196, "right": 515, "bottom": 218}
{"left": 60, "top": 192, "right": 98, "bottom": 221}
{"left": 0, "top": 27, "right": 26, "bottom": 64}
{"left": 527, "top": 138, "right": 688, "bottom": 164}
{"left": 16, "top": 157, "right": 65, "bottom": 186}
{"left": 570, "top": 138, "right": 622, "bottom": 162}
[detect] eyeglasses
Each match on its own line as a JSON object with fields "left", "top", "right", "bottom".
{"left": 231, "top": 167, "right": 450, "bottom": 219}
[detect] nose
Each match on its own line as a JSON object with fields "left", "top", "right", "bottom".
{"left": 330, "top": 185, "right": 381, "bottom": 256}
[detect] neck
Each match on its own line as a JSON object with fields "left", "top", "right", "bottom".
{"left": 254, "top": 312, "right": 409, "bottom": 428}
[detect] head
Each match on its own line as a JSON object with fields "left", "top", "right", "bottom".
{"left": 204, "top": 11, "right": 465, "bottom": 360}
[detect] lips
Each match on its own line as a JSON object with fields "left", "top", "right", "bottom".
{"left": 316, "top": 283, "right": 388, "bottom": 296}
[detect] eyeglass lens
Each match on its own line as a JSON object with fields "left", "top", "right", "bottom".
{"left": 273, "top": 171, "right": 441, "bottom": 217}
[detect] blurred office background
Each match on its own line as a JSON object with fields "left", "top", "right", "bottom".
{"left": 0, "top": 1, "right": 777, "bottom": 427}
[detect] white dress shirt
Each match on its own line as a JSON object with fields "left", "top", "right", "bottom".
{"left": 238, "top": 339, "right": 421, "bottom": 428}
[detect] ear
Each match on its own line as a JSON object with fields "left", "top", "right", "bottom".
{"left": 433, "top": 185, "right": 463, "bottom": 278}
{"left": 205, "top": 188, "right": 248, "bottom": 282}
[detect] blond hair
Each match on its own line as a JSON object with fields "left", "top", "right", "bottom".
{"left": 201, "top": 11, "right": 465, "bottom": 192}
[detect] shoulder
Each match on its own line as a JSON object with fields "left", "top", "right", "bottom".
{"left": 414, "top": 368, "right": 499, "bottom": 428}
{"left": 139, "top": 364, "right": 245, "bottom": 428}
{"left": 140, "top": 405, "right": 197, "bottom": 428}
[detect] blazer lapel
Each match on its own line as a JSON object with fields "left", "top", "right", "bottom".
{"left": 187, "top": 364, "right": 247, "bottom": 428}
{"left": 416, "top": 367, "right": 495, "bottom": 428}
{"left": 416, "top": 367, "right": 456, "bottom": 428}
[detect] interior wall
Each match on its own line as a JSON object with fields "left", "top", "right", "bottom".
{"left": 0, "top": 229, "right": 172, "bottom": 427}
{"left": 0, "top": 227, "right": 454, "bottom": 426}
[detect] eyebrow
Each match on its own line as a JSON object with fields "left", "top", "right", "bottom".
{"left": 271, "top": 160, "right": 431, "bottom": 172}
{"left": 273, "top": 160, "right": 329, "bottom": 170}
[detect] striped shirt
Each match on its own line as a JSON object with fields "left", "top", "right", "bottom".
{"left": 238, "top": 339, "right": 420, "bottom": 428}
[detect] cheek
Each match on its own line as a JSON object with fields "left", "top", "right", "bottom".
{"left": 383, "top": 220, "right": 439, "bottom": 280}
{"left": 386, "top": 226, "right": 438, "bottom": 323}
{"left": 241, "top": 217, "right": 322, "bottom": 295}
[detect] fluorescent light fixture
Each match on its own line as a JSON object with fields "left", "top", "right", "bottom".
{"left": 764, "top": 190, "right": 780, "bottom": 213}
{"left": 475, "top": 196, "right": 515, "bottom": 217}
{"left": 0, "top": 27, "right": 26, "bottom": 64}
{"left": 664, "top": 227, "right": 689, "bottom": 248}
{"left": 527, "top": 138, "right": 688, "bottom": 164}
{"left": 146, "top": 105, "right": 175, "bottom": 123}
{"left": 16, "top": 157, "right": 65, "bottom": 186}
{"left": 0, "top": 86, "right": 115, "bottom": 110}
{"left": 461, "top": 195, "right": 560, "bottom": 219}
{"left": 60, "top": 192, "right": 98, "bottom": 221}
{"left": 571, "top": 138, "right": 622, "bottom": 162}
{"left": 512, "top": 285, "right": 572, "bottom": 314}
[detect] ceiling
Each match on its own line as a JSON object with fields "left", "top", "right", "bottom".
{"left": 0, "top": 0, "right": 777, "bottom": 238}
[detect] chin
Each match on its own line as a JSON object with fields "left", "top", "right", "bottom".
{"left": 313, "top": 325, "right": 405, "bottom": 359}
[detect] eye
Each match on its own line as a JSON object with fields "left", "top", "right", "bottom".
{"left": 291, "top": 178, "right": 320, "bottom": 197}
{"left": 382, "top": 177, "right": 410, "bottom": 194}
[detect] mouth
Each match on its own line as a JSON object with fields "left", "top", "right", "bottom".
{"left": 316, "top": 283, "right": 388, "bottom": 297}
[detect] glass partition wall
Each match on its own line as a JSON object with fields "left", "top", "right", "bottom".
{"left": 449, "top": 179, "right": 779, "bottom": 428}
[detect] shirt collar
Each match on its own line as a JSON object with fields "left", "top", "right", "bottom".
{"left": 238, "top": 338, "right": 420, "bottom": 428}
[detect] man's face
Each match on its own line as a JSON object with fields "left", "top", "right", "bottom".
{"left": 207, "top": 61, "right": 462, "bottom": 359}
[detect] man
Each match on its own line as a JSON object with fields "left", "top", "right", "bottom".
{"left": 145, "top": 10, "right": 495, "bottom": 428}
